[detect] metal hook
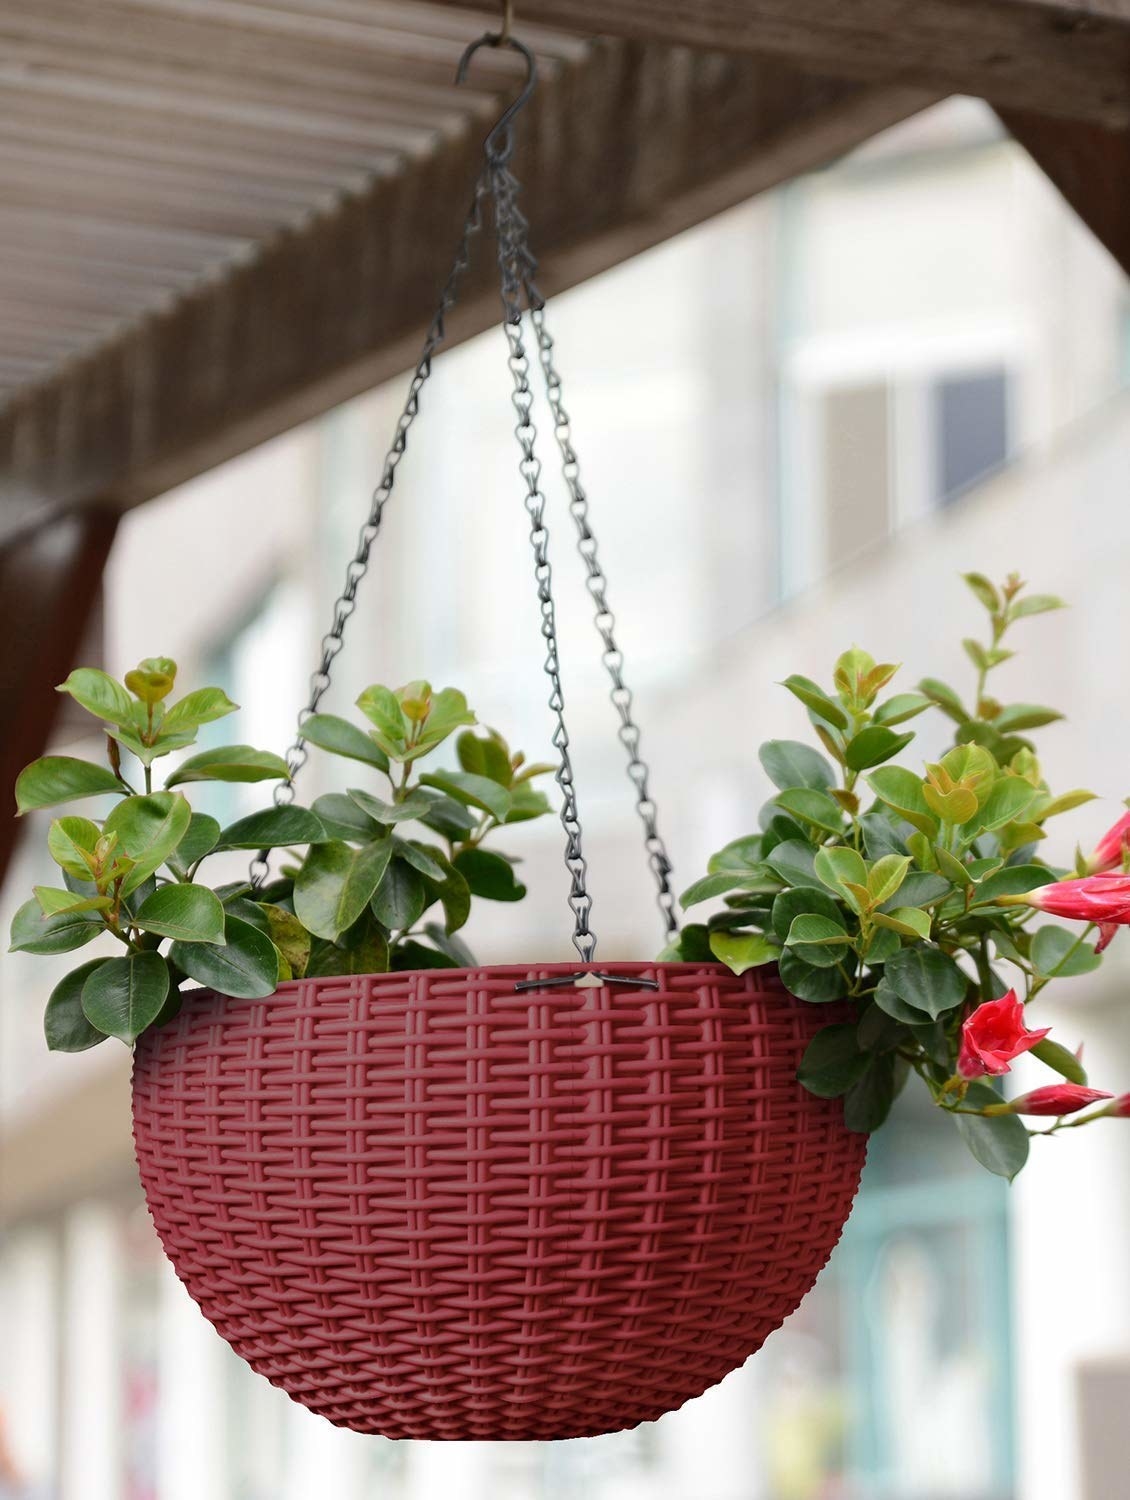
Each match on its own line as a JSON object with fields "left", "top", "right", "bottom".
{"left": 455, "top": 32, "right": 537, "bottom": 155}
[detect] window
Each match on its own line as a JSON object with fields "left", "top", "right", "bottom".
{"left": 934, "top": 368, "right": 1010, "bottom": 505}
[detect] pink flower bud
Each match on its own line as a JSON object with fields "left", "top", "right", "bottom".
{"left": 1024, "top": 874, "right": 1130, "bottom": 927}
{"left": 996, "top": 1085, "right": 1113, "bottom": 1117}
{"left": 1105, "top": 1094, "right": 1130, "bottom": 1118}
{"left": 1087, "top": 811, "right": 1130, "bottom": 873}
{"left": 957, "top": 990, "right": 1049, "bottom": 1080}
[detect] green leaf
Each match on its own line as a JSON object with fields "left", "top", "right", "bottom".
{"left": 422, "top": 920, "right": 477, "bottom": 967}
{"left": 936, "top": 847, "right": 974, "bottom": 889}
{"left": 860, "top": 811, "right": 910, "bottom": 861}
{"left": 9, "top": 896, "right": 102, "bottom": 955}
{"left": 418, "top": 849, "right": 472, "bottom": 934}
{"left": 162, "top": 687, "right": 239, "bottom": 732}
{"left": 708, "top": 930, "right": 779, "bottom": 975}
{"left": 759, "top": 740, "right": 836, "bottom": 792}
{"left": 882, "top": 946, "right": 968, "bottom": 1019}
{"left": 415, "top": 688, "right": 477, "bottom": 754}
{"left": 872, "top": 979, "right": 927, "bottom": 1025}
{"left": 504, "top": 781, "right": 551, "bottom": 824}
{"left": 862, "top": 926, "right": 901, "bottom": 964}
{"left": 294, "top": 838, "right": 394, "bottom": 941}
{"left": 708, "top": 836, "right": 764, "bottom": 874}
{"left": 393, "top": 839, "right": 447, "bottom": 882}
{"left": 974, "top": 776, "right": 1039, "bottom": 831}
{"left": 774, "top": 788, "right": 844, "bottom": 835}
{"left": 784, "top": 914, "right": 850, "bottom": 967}
{"left": 165, "top": 745, "right": 290, "bottom": 787}
{"left": 34, "top": 885, "right": 111, "bottom": 916}
{"left": 213, "top": 806, "right": 326, "bottom": 851}
{"left": 963, "top": 572, "right": 1001, "bottom": 613}
{"left": 778, "top": 947, "right": 845, "bottom": 1003}
{"left": 456, "top": 729, "right": 512, "bottom": 786}
{"left": 46, "top": 816, "right": 101, "bottom": 878}
{"left": 306, "top": 911, "right": 391, "bottom": 977}
{"left": 259, "top": 904, "right": 311, "bottom": 979}
{"left": 418, "top": 771, "right": 511, "bottom": 823}
{"left": 765, "top": 840, "right": 824, "bottom": 891}
{"left": 956, "top": 1082, "right": 1029, "bottom": 1179}
{"left": 873, "top": 693, "right": 932, "bottom": 726}
{"left": 355, "top": 685, "right": 407, "bottom": 757}
{"left": 972, "top": 864, "right": 1056, "bottom": 904}
{"left": 770, "top": 886, "right": 845, "bottom": 942}
{"left": 135, "top": 884, "right": 226, "bottom": 944}
{"left": 419, "top": 795, "right": 479, "bottom": 841}
{"left": 371, "top": 859, "right": 427, "bottom": 931}
{"left": 15, "top": 755, "right": 123, "bottom": 814}
{"left": 918, "top": 678, "right": 969, "bottom": 724}
{"left": 843, "top": 1054, "right": 898, "bottom": 1133}
{"left": 390, "top": 939, "right": 462, "bottom": 972}
{"left": 922, "top": 782, "right": 979, "bottom": 825}
{"left": 845, "top": 726, "right": 914, "bottom": 772}
{"left": 171, "top": 813, "right": 221, "bottom": 872}
{"left": 1031, "top": 925, "right": 1102, "bottom": 978}
{"left": 57, "top": 668, "right": 135, "bottom": 727}
{"left": 1008, "top": 593, "right": 1065, "bottom": 621}
{"left": 682, "top": 871, "right": 769, "bottom": 907}
{"left": 872, "top": 906, "right": 931, "bottom": 940}
{"left": 451, "top": 848, "right": 527, "bottom": 902}
{"left": 300, "top": 713, "right": 390, "bottom": 771}
{"left": 797, "top": 1024, "right": 868, "bottom": 1098}
{"left": 81, "top": 952, "right": 170, "bottom": 1044}
{"left": 813, "top": 846, "right": 868, "bottom": 901}
{"left": 104, "top": 792, "right": 193, "bottom": 896}
{"left": 780, "top": 676, "right": 849, "bottom": 730}
{"left": 310, "top": 792, "right": 381, "bottom": 843}
{"left": 1030, "top": 1037, "right": 1088, "bottom": 1085}
{"left": 867, "top": 854, "right": 911, "bottom": 907}
{"left": 866, "top": 766, "right": 938, "bottom": 836}
{"left": 993, "top": 704, "right": 1063, "bottom": 733}
{"left": 1037, "top": 789, "right": 1096, "bottom": 820}
{"left": 44, "top": 960, "right": 111, "bottom": 1051}
{"left": 169, "top": 914, "right": 280, "bottom": 998}
{"left": 347, "top": 788, "right": 436, "bottom": 826}
{"left": 886, "top": 871, "right": 951, "bottom": 909}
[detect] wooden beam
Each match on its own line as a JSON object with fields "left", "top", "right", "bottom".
{"left": 0, "top": 509, "right": 118, "bottom": 887}
{"left": 0, "top": 44, "right": 937, "bottom": 544}
{"left": 426, "top": 0, "right": 1130, "bottom": 130}
{"left": 997, "top": 108, "right": 1130, "bottom": 277}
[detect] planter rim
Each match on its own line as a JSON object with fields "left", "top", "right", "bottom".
{"left": 182, "top": 957, "right": 763, "bottom": 1003}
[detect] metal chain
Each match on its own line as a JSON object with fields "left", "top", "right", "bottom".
{"left": 249, "top": 173, "right": 489, "bottom": 887}
{"left": 488, "top": 148, "right": 595, "bottom": 962}
{"left": 525, "top": 297, "right": 679, "bottom": 939}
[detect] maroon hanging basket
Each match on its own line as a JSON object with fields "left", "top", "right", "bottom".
{"left": 132, "top": 960, "right": 865, "bottom": 1441}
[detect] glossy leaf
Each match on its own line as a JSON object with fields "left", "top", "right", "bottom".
{"left": 798, "top": 1024, "right": 868, "bottom": 1098}
{"left": 873, "top": 693, "right": 932, "bottom": 726}
{"left": 866, "top": 766, "right": 938, "bottom": 836}
{"left": 784, "top": 914, "right": 850, "bottom": 968}
{"left": 882, "top": 946, "right": 968, "bottom": 1019}
{"left": 301, "top": 712, "right": 390, "bottom": 771}
{"left": 15, "top": 755, "right": 123, "bottom": 814}
{"left": 759, "top": 740, "right": 835, "bottom": 792}
{"left": 260, "top": 904, "right": 312, "bottom": 979}
{"left": 780, "top": 676, "right": 849, "bottom": 730}
{"left": 708, "top": 835, "right": 764, "bottom": 874}
{"left": 34, "top": 886, "right": 111, "bottom": 916}
{"left": 451, "top": 848, "right": 527, "bottom": 901}
{"left": 813, "top": 846, "right": 868, "bottom": 900}
{"left": 774, "top": 788, "right": 844, "bottom": 835}
{"left": 1030, "top": 925, "right": 1102, "bottom": 978}
{"left": 370, "top": 859, "right": 427, "bottom": 931}
{"left": 972, "top": 864, "right": 1057, "bottom": 904}
{"left": 355, "top": 685, "right": 407, "bottom": 756}
{"left": 170, "top": 813, "right": 221, "bottom": 871}
{"left": 9, "top": 897, "right": 102, "bottom": 955}
{"left": 311, "top": 792, "right": 381, "bottom": 843}
{"left": 161, "top": 687, "right": 239, "bottom": 732}
{"left": 44, "top": 960, "right": 111, "bottom": 1051}
{"left": 765, "top": 840, "right": 823, "bottom": 891}
{"left": 844, "top": 725, "right": 914, "bottom": 772}
{"left": 347, "top": 788, "right": 435, "bottom": 826}
{"left": 974, "top": 776, "right": 1039, "bottom": 831}
{"left": 213, "top": 806, "right": 326, "bottom": 851}
{"left": 46, "top": 816, "right": 101, "bottom": 878}
{"left": 81, "top": 953, "right": 170, "bottom": 1044}
{"left": 956, "top": 1082, "right": 1030, "bottom": 1179}
{"left": 708, "top": 930, "right": 778, "bottom": 975}
{"left": 104, "top": 792, "right": 192, "bottom": 895}
{"left": 57, "top": 668, "right": 135, "bottom": 727}
{"left": 135, "top": 885, "right": 226, "bottom": 944}
{"left": 770, "top": 886, "right": 844, "bottom": 943}
{"left": 165, "top": 745, "right": 290, "bottom": 786}
{"left": 456, "top": 729, "right": 512, "bottom": 786}
{"left": 419, "top": 771, "right": 511, "bottom": 823}
{"left": 169, "top": 914, "right": 279, "bottom": 999}
{"left": 1030, "top": 1037, "right": 1088, "bottom": 1086}
{"left": 294, "top": 838, "right": 394, "bottom": 941}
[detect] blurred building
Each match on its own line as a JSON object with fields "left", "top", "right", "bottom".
{"left": 3, "top": 99, "right": 1129, "bottom": 1500}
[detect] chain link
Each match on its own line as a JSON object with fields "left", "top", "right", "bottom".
{"left": 526, "top": 299, "right": 679, "bottom": 939}
{"left": 249, "top": 174, "right": 489, "bottom": 888}
{"left": 489, "top": 150, "right": 595, "bottom": 962}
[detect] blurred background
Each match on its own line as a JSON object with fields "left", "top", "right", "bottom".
{"left": 3, "top": 96, "right": 1130, "bottom": 1500}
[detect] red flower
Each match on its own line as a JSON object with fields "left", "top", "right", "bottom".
{"left": 1020, "top": 874, "right": 1130, "bottom": 925}
{"left": 1087, "top": 811, "right": 1130, "bottom": 873}
{"left": 995, "top": 1085, "right": 1113, "bottom": 1117}
{"left": 958, "top": 991, "right": 1049, "bottom": 1080}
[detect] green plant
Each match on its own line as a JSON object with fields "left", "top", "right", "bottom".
{"left": 673, "top": 573, "right": 1130, "bottom": 1178}
{"left": 12, "top": 664, "right": 551, "bottom": 1052}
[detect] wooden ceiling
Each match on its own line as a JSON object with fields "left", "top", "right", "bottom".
{"left": 0, "top": 0, "right": 1127, "bottom": 884}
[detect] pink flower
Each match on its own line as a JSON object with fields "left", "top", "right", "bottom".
{"left": 958, "top": 991, "right": 1049, "bottom": 1080}
{"left": 1087, "top": 811, "right": 1130, "bottom": 873}
{"left": 994, "top": 1085, "right": 1113, "bottom": 1117}
{"left": 1105, "top": 1094, "right": 1130, "bottom": 1118}
{"left": 1019, "top": 874, "right": 1130, "bottom": 926}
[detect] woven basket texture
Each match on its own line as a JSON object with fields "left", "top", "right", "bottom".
{"left": 132, "top": 961, "right": 865, "bottom": 1440}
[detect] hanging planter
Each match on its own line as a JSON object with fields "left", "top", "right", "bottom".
{"left": 132, "top": 962, "right": 865, "bottom": 1439}
{"left": 20, "top": 26, "right": 1129, "bottom": 1452}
